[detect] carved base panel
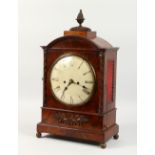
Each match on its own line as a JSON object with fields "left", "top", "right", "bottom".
{"left": 37, "top": 122, "right": 119, "bottom": 143}
{"left": 41, "top": 108, "right": 103, "bottom": 131}
{"left": 41, "top": 107, "right": 116, "bottom": 131}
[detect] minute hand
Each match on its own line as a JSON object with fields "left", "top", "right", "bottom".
{"left": 60, "top": 79, "right": 74, "bottom": 99}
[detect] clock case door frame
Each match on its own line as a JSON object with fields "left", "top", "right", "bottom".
{"left": 43, "top": 49, "right": 102, "bottom": 114}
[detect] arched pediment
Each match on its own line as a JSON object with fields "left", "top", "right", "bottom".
{"left": 44, "top": 35, "right": 99, "bottom": 50}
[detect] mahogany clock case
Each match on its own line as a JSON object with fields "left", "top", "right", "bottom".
{"left": 36, "top": 9, "right": 119, "bottom": 148}
{"left": 37, "top": 34, "right": 119, "bottom": 147}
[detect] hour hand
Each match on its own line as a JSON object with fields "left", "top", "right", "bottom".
{"left": 66, "top": 79, "right": 74, "bottom": 88}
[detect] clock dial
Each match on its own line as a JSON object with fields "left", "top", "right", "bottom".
{"left": 50, "top": 54, "right": 95, "bottom": 106}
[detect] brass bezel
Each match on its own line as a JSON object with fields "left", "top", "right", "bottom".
{"left": 49, "top": 53, "right": 96, "bottom": 106}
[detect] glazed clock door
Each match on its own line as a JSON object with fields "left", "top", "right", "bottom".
{"left": 50, "top": 54, "right": 96, "bottom": 106}
{"left": 45, "top": 50, "right": 101, "bottom": 113}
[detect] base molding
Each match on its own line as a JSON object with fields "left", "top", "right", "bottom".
{"left": 37, "top": 122, "right": 119, "bottom": 143}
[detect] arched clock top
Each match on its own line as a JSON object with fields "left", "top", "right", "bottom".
{"left": 41, "top": 35, "right": 115, "bottom": 51}
{"left": 42, "top": 35, "right": 99, "bottom": 50}
{"left": 41, "top": 9, "right": 118, "bottom": 51}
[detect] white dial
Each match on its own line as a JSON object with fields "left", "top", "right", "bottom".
{"left": 50, "top": 54, "right": 95, "bottom": 106}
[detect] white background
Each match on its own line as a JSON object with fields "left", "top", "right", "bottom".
{"left": 18, "top": 0, "right": 136, "bottom": 155}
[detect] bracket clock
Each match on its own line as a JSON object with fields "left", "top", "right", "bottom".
{"left": 36, "top": 10, "right": 119, "bottom": 148}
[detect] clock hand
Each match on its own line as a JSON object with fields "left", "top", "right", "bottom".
{"left": 60, "top": 79, "right": 74, "bottom": 99}
{"left": 68, "top": 79, "right": 74, "bottom": 87}
{"left": 61, "top": 86, "right": 67, "bottom": 99}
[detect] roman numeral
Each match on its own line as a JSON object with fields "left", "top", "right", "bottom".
{"left": 70, "top": 96, "right": 73, "bottom": 104}
{"left": 82, "top": 88, "right": 91, "bottom": 95}
{"left": 54, "top": 86, "right": 60, "bottom": 92}
{"left": 60, "top": 94, "right": 65, "bottom": 100}
{"left": 54, "top": 67, "right": 61, "bottom": 71}
{"left": 83, "top": 70, "right": 91, "bottom": 76}
{"left": 51, "top": 78, "right": 59, "bottom": 82}
{"left": 78, "top": 95, "right": 83, "bottom": 102}
{"left": 85, "top": 80, "right": 94, "bottom": 84}
{"left": 78, "top": 61, "right": 84, "bottom": 69}
{"left": 70, "top": 60, "right": 74, "bottom": 67}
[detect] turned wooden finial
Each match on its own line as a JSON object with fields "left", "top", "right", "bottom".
{"left": 76, "top": 9, "right": 85, "bottom": 27}
{"left": 64, "top": 9, "right": 96, "bottom": 39}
